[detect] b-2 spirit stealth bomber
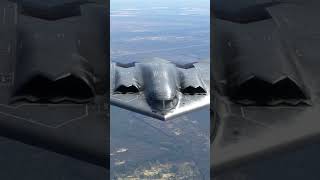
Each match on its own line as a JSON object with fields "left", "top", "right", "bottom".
{"left": 110, "top": 58, "right": 210, "bottom": 121}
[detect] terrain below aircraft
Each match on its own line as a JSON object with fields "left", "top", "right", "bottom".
{"left": 110, "top": 58, "right": 210, "bottom": 121}
{"left": 212, "top": 0, "right": 320, "bottom": 177}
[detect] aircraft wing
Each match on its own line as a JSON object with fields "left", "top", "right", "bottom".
{"left": 212, "top": 1, "right": 320, "bottom": 174}
{"left": 110, "top": 60, "right": 210, "bottom": 121}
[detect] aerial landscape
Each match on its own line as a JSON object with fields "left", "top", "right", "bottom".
{"left": 110, "top": 0, "right": 210, "bottom": 179}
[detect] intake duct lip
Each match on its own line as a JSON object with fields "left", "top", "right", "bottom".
{"left": 112, "top": 64, "right": 140, "bottom": 94}
{"left": 181, "top": 86, "right": 206, "bottom": 95}
{"left": 12, "top": 53, "right": 96, "bottom": 104}
{"left": 114, "top": 85, "right": 139, "bottom": 94}
{"left": 20, "top": 0, "right": 90, "bottom": 20}
{"left": 214, "top": 1, "right": 282, "bottom": 23}
{"left": 218, "top": 19, "right": 311, "bottom": 106}
{"left": 11, "top": 72, "right": 95, "bottom": 104}
{"left": 179, "top": 67, "right": 207, "bottom": 95}
{"left": 229, "top": 75, "right": 311, "bottom": 106}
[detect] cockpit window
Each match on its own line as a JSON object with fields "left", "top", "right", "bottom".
{"left": 162, "top": 100, "right": 174, "bottom": 109}
{"left": 151, "top": 96, "right": 178, "bottom": 111}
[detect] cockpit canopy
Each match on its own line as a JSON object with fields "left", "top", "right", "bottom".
{"left": 150, "top": 95, "right": 178, "bottom": 111}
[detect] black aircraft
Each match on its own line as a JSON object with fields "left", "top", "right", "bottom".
{"left": 0, "top": 0, "right": 108, "bottom": 167}
{"left": 110, "top": 58, "right": 210, "bottom": 121}
{"left": 212, "top": 0, "right": 320, "bottom": 177}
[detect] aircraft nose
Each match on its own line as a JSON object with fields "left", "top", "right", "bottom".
{"left": 150, "top": 96, "right": 178, "bottom": 112}
{"left": 141, "top": 61, "right": 178, "bottom": 99}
